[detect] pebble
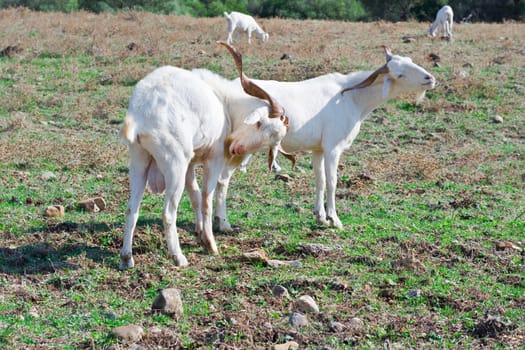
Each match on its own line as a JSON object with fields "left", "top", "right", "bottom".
{"left": 272, "top": 284, "right": 289, "bottom": 298}
{"left": 151, "top": 288, "right": 184, "bottom": 318}
{"left": 41, "top": 171, "right": 56, "bottom": 181}
{"left": 242, "top": 249, "right": 268, "bottom": 262}
{"left": 78, "top": 197, "right": 106, "bottom": 212}
{"left": 289, "top": 312, "right": 308, "bottom": 328}
{"left": 275, "top": 174, "right": 292, "bottom": 183}
{"left": 45, "top": 205, "right": 65, "bottom": 218}
{"left": 263, "top": 322, "right": 273, "bottom": 330}
{"left": 293, "top": 295, "right": 319, "bottom": 314}
{"left": 406, "top": 289, "right": 421, "bottom": 298}
{"left": 266, "top": 259, "right": 302, "bottom": 268}
{"left": 112, "top": 324, "right": 144, "bottom": 344}
{"left": 348, "top": 317, "right": 365, "bottom": 330}
{"left": 329, "top": 320, "right": 345, "bottom": 332}
{"left": 493, "top": 115, "right": 503, "bottom": 123}
{"left": 271, "top": 341, "right": 300, "bottom": 350}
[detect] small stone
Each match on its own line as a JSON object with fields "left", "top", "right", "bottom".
{"left": 151, "top": 288, "right": 184, "bottom": 318}
{"left": 263, "top": 322, "right": 273, "bottom": 330}
{"left": 271, "top": 341, "right": 300, "bottom": 350}
{"left": 406, "top": 289, "right": 421, "bottom": 298}
{"left": 293, "top": 295, "right": 319, "bottom": 314}
{"left": 242, "top": 249, "right": 268, "bottom": 263}
{"left": 148, "top": 326, "right": 163, "bottom": 335}
{"left": 493, "top": 115, "right": 503, "bottom": 123}
{"left": 266, "top": 259, "right": 302, "bottom": 268}
{"left": 289, "top": 312, "right": 308, "bottom": 328}
{"left": 92, "top": 197, "right": 106, "bottom": 210}
{"left": 78, "top": 197, "right": 106, "bottom": 212}
{"left": 459, "top": 70, "right": 469, "bottom": 78}
{"left": 348, "top": 317, "right": 365, "bottom": 330}
{"left": 112, "top": 324, "right": 144, "bottom": 344}
{"left": 329, "top": 320, "right": 345, "bottom": 332}
{"left": 495, "top": 241, "right": 520, "bottom": 251}
{"left": 28, "top": 311, "right": 39, "bottom": 318}
{"left": 275, "top": 173, "right": 292, "bottom": 183}
{"left": 41, "top": 171, "right": 56, "bottom": 181}
{"left": 128, "top": 344, "right": 147, "bottom": 350}
{"left": 272, "top": 284, "right": 289, "bottom": 298}
{"left": 45, "top": 205, "right": 65, "bottom": 217}
{"left": 298, "top": 242, "right": 340, "bottom": 256}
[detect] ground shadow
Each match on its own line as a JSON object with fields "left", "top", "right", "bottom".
{"left": 0, "top": 243, "right": 113, "bottom": 275}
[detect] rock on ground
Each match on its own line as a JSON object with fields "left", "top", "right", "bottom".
{"left": 293, "top": 295, "right": 319, "bottom": 314}
{"left": 151, "top": 288, "right": 184, "bottom": 318}
{"left": 112, "top": 324, "right": 144, "bottom": 344}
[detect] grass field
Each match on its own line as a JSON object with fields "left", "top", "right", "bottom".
{"left": 0, "top": 8, "right": 524, "bottom": 349}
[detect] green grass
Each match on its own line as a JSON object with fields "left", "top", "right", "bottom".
{"left": 0, "top": 10, "right": 524, "bottom": 349}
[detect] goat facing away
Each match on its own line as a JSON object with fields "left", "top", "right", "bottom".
{"left": 429, "top": 5, "right": 454, "bottom": 39}
{"left": 119, "top": 44, "right": 288, "bottom": 269}
{"left": 224, "top": 11, "right": 269, "bottom": 44}
{"left": 214, "top": 46, "right": 436, "bottom": 231}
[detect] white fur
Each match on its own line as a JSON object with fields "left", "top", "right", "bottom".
{"left": 224, "top": 11, "right": 269, "bottom": 44}
{"left": 429, "top": 5, "right": 454, "bottom": 38}
{"left": 119, "top": 66, "right": 287, "bottom": 269}
{"left": 215, "top": 50, "right": 436, "bottom": 230}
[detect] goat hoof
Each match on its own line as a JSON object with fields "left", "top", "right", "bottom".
{"left": 214, "top": 216, "right": 232, "bottom": 232}
{"left": 328, "top": 216, "right": 343, "bottom": 229}
{"left": 119, "top": 254, "right": 135, "bottom": 270}
{"left": 315, "top": 215, "right": 329, "bottom": 226}
{"left": 219, "top": 221, "right": 232, "bottom": 232}
{"left": 172, "top": 254, "right": 189, "bottom": 267}
{"left": 201, "top": 237, "right": 219, "bottom": 255}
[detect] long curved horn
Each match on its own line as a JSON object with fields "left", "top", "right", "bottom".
{"left": 279, "top": 148, "right": 297, "bottom": 170}
{"left": 340, "top": 64, "right": 389, "bottom": 95}
{"left": 217, "top": 41, "right": 286, "bottom": 119}
{"left": 383, "top": 45, "right": 393, "bottom": 62}
{"left": 341, "top": 46, "right": 393, "bottom": 95}
{"left": 267, "top": 146, "right": 297, "bottom": 172}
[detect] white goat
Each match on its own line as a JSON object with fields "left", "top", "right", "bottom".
{"left": 224, "top": 11, "right": 269, "bottom": 44}
{"left": 214, "top": 46, "right": 436, "bottom": 230}
{"left": 119, "top": 44, "right": 288, "bottom": 269}
{"left": 429, "top": 5, "right": 454, "bottom": 39}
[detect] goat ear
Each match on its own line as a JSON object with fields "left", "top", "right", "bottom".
{"left": 382, "top": 77, "right": 392, "bottom": 98}
{"left": 243, "top": 106, "right": 266, "bottom": 125}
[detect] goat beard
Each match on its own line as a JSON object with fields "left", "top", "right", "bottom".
{"left": 414, "top": 90, "right": 427, "bottom": 105}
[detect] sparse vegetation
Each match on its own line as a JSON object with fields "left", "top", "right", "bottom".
{"left": 0, "top": 8, "right": 524, "bottom": 349}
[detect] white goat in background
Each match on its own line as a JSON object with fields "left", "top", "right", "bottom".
{"left": 214, "top": 46, "right": 436, "bottom": 230}
{"left": 224, "top": 11, "right": 269, "bottom": 44}
{"left": 119, "top": 43, "right": 288, "bottom": 269}
{"left": 429, "top": 5, "right": 454, "bottom": 39}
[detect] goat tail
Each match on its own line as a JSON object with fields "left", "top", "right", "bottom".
{"left": 119, "top": 114, "right": 138, "bottom": 145}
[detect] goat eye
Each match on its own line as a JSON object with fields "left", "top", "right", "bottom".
{"left": 256, "top": 121, "right": 262, "bottom": 129}
{"left": 398, "top": 74, "right": 405, "bottom": 79}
